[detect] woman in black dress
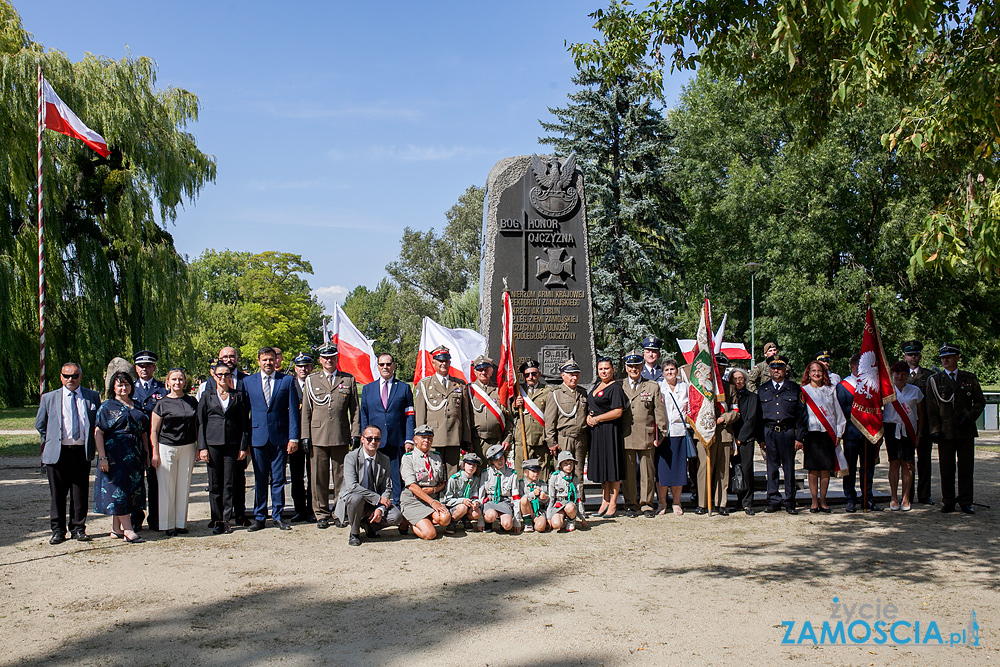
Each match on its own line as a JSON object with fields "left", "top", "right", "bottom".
{"left": 94, "top": 371, "right": 149, "bottom": 544}
{"left": 197, "top": 361, "right": 250, "bottom": 534}
{"left": 587, "top": 358, "right": 626, "bottom": 518}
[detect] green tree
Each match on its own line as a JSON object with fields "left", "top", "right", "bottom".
{"left": 539, "top": 69, "right": 685, "bottom": 358}
{"left": 570, "top": 1, "right": 1000, "bottom": 274}
{"left": 0, "top": 1, "right": 215, "bottom": 403}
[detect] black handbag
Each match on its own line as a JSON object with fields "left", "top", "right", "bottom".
{"left": 730, "top": 452, "right": 748, "bottom": 494}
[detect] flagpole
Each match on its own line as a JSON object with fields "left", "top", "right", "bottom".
{"left": 37, "top": 63, "right": 46, "bottom": 398}
{"left": 862, "top": 293, "right": 871, "bottom": 513}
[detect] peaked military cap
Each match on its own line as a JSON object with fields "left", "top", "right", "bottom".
{"left": 559, "top": 359, "right": 581, "bottom": 374}
{"left": 715, "top": 352, "right": 730, "bottom": 367}
{"left": 317, "top": 343, "right": 338, "bottom": 357}
{"left": 768, "top": 355, "right": 790, "bottom": 368}
{"left": 293, "top": 352, "right": 314, "bottom": 366}
{"left": 522, "top": 458, "right": 542, "bottom": 471}
{"left": 938, "top": 343, "right": 960, "bottom": 357}
{"left": 624, "top": 350, "right": 644, "bottom": 365}
{"left": 473, "top": 355, "right": 495, "bottom": 369}
{"left": 641, "top": 336, "right": 662, "bottom": 351}
{"left": 461, "top": 452, "right": 482, "bottom": 466}
{"left": 431, "top": 345, "right": 451, "bottom": 361}
{"left": 902, "top": 340, "right": 923, "bottom": 355}
{"left": 133, "top": 350, "right": 158, "bottom": 365}
{"left": 486, "top": 443, "right": 506, "bottom": 461}
{"left": 815, "top": 350, "right": 832, "bottom": 362}
{"left": 519, "top": 359, "right": 540, "bottom": 373}
{"left": 413, "top": 424, "right": 434, "bottom": 437}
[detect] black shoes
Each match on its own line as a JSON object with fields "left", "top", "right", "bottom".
{"left": 941, "top": 504, "right": 956, "bottom": 513}
{"left": 364, "top": 523, "right": 379, "bottom": 539}
{"left": 212, "top": 523, "right": 227, "bottom": 535}
{"left": 744, "top": 506, "right": 755, "bottom": 516}
{"left": 643, "top": 510, "right": 655, "bottom": 518}
{"left": 247, "top": 520, "right": 266, "bottom": 532}
{"left": 71, "top": 530, "right": 92, "bottom": 542}
{"left": 960, "top": 505, "right": 975, "bottom": 514}
{"left": 919, "top": 498, "right": 935, "bottom": 505}
{"left": 715, "top": 507, "right": 729, "bottom": 516}
{"left": 764, "top": 505, "right": 780, "bottom": 513}
{"left": 693, "top": 507, "right": 708, "bottom": 515}
{"left": 317, "top": 518, "right": 330, "bottom": 529}
{"left": 625, "top": 509, "right": 637, "bottom": 518}
{"left": 348, "top": 534, "right": 362, "bottom": 547}
{"left": 273, "top": 519, "right": 292, "bottom": 531}
{"left": 165, "top": 529, "right": 177, "bottom": 537}
{"left": 786, "top": 508, "right": 798, "bottom": 515}
{"left": 49, "top": 531, "right": 66, "bottom": 545}
{"left": 291, "top": 513, "right": 316, "bottom": 523}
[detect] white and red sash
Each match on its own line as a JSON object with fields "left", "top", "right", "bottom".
{"left": 840, "top": 377, "right": 856, "bottom": 396}
{"left": 801, "top": 384, "right": 849, "bottom": 474}
{"left": 890, "top": 394, "right": 918, "bottom": 442}
{"left": 520, "top": 385, "right": 545, "bottom": 428}
{"left": 469, "top": 383, "right": 504, "bottom": 430}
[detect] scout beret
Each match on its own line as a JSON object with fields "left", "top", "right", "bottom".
{"left": 641, "top": 336, "right": 662, "bottom": 351}
{"left": 133, "top": 350, "right": 158, "bottom": 365}
{"left": 293, "top": 352, "right": 314, "bottom": 366}
{"left": 559, "top": 359, "right": 581, "bottom": 374}
{"left": 431, "top": 345, "right": 451, "bottom": 361}
{"left": 902, "top": 340, "right": 923, "bottom": 354}
{"left": 522, "top": 458, "right": 542, "bottom": 471}
{"left": 624, "top": 350, "right": 644, "bottom": 365}
{"left": 486, "top": 443, "right": 506, "bottom": 461}
{"left": 815, "top": 350, "right": 832, "bottom": 362}
{"left": 768, "top": 355, "right": 790, "bottom": 368}
{"left": 473, "top": 355, "right": 495, "bottom": 370}
{"left": 556, "top": 450, "right": 577, "bottom": 464}
{"left": 317, "top": 344, "right": 338, "bottom": 357}
{"left": 461, "top": 452, "right": 482, "bottom": 466}
{"left": 413, "top": 424, "right": 434, "bottom": 437}
{"left": 519, "top": 359, "right": 540, "bottom": 373}
{"left": 938, "top": 343, "right": 960, "bottom": 357}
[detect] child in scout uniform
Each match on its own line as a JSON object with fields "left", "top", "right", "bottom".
{"left": 519, "top": 458, "right": 549, "bottom": 532}
{"left": 444, "top": 452, "right": 483, "bottom": 531}
{"left": 480, "top": 443, "right": 522, "bottom": 534}
{"left": 547, "top": 450, "right": 586, "bottom": 532}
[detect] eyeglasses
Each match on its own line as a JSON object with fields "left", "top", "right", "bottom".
{"left": 362, "top": 436, "right": 382, "bottom": 443}
{"left": 61, "top": 373, "right": 80, "bottom": 379}
{"left": 523, "top": 371, "right": 539, "bottom": 377}
{"left": 377, "top": 362, "right": 394, "bottom": 367}
{"left": 215, "top": 372, "right": 232, "bottom": 378}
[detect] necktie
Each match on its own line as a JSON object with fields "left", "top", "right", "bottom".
{"left": 364, "top": 458, "right": 376, "bottom": 492}
{"left": 381, "top": 380, "right": 389, "bottom": 409}
{"left": 263, "top": 375, "right": 272, "bottom": 406}
{"left": 70, "top": 391, "right": 81, "bottom": 441}
{"left": 950, "top": 372, "right": 957, "bottom": 382}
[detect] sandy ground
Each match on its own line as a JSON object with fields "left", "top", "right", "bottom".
{"left": 1, "top": 445, "right": 997, "bottom": 667}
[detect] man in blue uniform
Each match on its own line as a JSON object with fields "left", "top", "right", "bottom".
{"left": 640, "top": 336, "right": 664, "bottom": 383}
{"left": 131, "top": 350, "right": 166, "bottom": 531}
{"left": 757, "top": 355, "right": 808, "bottom": 514}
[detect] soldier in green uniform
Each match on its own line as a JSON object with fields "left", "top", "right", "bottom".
{"left": 902, "top": 340, "right": 936, "bottom": 504}
{"left": 413, "top": 345, "right": 472, "bottom": 478}
{"left": 512, "top": 359, "right": 552, "bottom": 478}
{"left": 620, "top": 350, "right": 668, "bottom": 517}
{"left": 469, "top": 355, "right": 512, "bottom": 463}
{"left": 543, "top": 359, "right": 589, "bottom": 475}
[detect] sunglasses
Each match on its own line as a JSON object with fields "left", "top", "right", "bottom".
{"left": 377, "top": 362, "right": 394, "bottom": 367}
{"left": 215, "top": 372, "right": 232, "bottom": 378}
{"left": 362, "top": 436, "right": 382, "bottom": 443}
{"left": 523, "top": 371, "right": 539, "bottom": 377}
{"left": 62, "top": 373, "right": 81, "bottom": 379}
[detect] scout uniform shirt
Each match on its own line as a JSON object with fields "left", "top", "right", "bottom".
{"left": 470, "top": 379, "right": 512, "bottom": 459}
{"left": 400, "top": 449, "right": 447, "bottom": 496}
{"left": 543, "top": 383, "right": 589, "bottom": 464}
{"left": 414, "top": 373, "right": 472, "bottom": 448}
{"left": 301, "top": 370, "right": 361, "bottom": 446}
{"left": 480, "top": 464, "right": 522, "bottom": 524}
{"left": 521, "top": 477, "right": 547, "bottom": 518}
{"left": 620, "top": 378, "right": 668, "bottom": 451}
{"left": 443, "top": 471, "right": 482, "bottom": 508}
{"left": 546, "top": 470, "right": 583, "bottom": 516}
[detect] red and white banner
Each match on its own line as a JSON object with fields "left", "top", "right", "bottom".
{"left": 469, "top": 382, "right": 504, "bottom": 428}
{"left": 520, "top": 385, "right": 545, "bottom": 427}
{"left": 686, "top": 299, "right": 724, "bottom": 445}
{"left": 413, "top": 316, "right": 486, "bottom": 385}
{"left": 676, "top": 312, "right": 750, "bottom": 364}
{"left": 852, "top": 307, "right": 896, "bottom": 443}
{"left": 801, "top": 384, "right": 849, "bottom": 474}
{"left": 496, "top": 292, "right": 517, "bottom": 406}
{"left": 41, "top": 78, "right": 109, "bottom": 157}
{"left": 330, "top": 303, "right": 377, "bottom": 385}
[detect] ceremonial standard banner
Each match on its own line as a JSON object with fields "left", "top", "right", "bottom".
{"left": 686, "top": 299, "right": 724, "bottom": 445}
{"left": 851, "top": 306, "right": 896, "bottom": 442}
{"left": 495, "top": 291, "right": 517, "bottom": 406}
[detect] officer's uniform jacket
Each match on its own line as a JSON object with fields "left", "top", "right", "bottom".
{"left": 906, "top": 366, "right": 935, "bottom": 393}
{"left": 546, "top": 471, "right": 582, "bottom": 510}
{"left": 470, "top": 380, "right": 512, "bottom": 446}
{"left": 443, "top": 471, "right": 481, "bottom": 508}
{"left": 413, "top": 373, "right": 472, "bottom": 448}
{"left": 133, "top": 379, "right": 167, "bottom": 421}
{"left": 926, "top": 370, "right": 985, "bottom": 440}
{"left": 514, "top": 383, "right": 550, "bottom": 450}
{"left": 757, "top": 379, "right": 808, "bottom": 441}
{"left": 620, "top": 378, "right": 668, "bottom": 451}
{"left": 300, "top": 370, "right": 360, "bottom": 447}
{"left": 543, "top": 383, "right": 589, "bottom": 449}
{"left": 641, "top": 364, "right": 663, "bottom": 383}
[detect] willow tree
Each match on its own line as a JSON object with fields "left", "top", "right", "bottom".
{"left": 0, "top": 1, "right": 216, "bottom": 404}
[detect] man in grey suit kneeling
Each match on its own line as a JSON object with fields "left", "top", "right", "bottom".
{"left": 334, "top": 425, "right": 401, "bottom": 546}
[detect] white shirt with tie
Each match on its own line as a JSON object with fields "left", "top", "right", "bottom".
{"left": 61, "top": 386, "right": 86, "bottom": 445}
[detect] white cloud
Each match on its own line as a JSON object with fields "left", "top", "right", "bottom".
{"left": 327, "top": 144, "right": 493, "bottom": 162}
{"left": 312, "top": 285, "right": 350, "bottom": 312}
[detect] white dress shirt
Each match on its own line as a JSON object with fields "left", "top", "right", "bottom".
{"left": 61, "top": 386, "right": 86, "bottom": 445}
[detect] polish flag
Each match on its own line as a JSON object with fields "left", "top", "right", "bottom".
{"left": 330, "top": 303, "right": 377, "bottom": 385}
{"left": 495, "top": 292, "right": 517, "bottom": 405}
{"left": 851, "top": 306, "right": 896, "bottom": 443}
{"left": 675, "top": 340, "right": 751, "bottom": 365}
{"left": 42, "top": 78, "right": 110, "bottom": 157}
{"left": 413, "top": 316, "right": 486, "bottom": 385}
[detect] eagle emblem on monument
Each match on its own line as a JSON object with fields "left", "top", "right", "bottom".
{"left": 529, "top": 153, "right": 579, "bottom": 218}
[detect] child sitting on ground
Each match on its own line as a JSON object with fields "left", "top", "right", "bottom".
{"left": 547, "top": 451, "right": 586, "bottom": 532}
{"left": 443, "top": 452, "right": 483, "bottom": 532}
{"left": 480, "top": 443, "right": 522, "bottom": 534}
{"left": 519, "top": 458, "right": 549, "bottom": 532}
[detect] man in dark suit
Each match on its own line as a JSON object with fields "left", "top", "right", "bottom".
{"left": 35, "top": 362, "right": 101, "bottom": 544}
{"left": 243, "top": 346, "right": 300, "bottom": 531}
{"left": 131, "top": 350, "right": 166, "bottom": 531}
{"left": 926, "top": 343, "right": 985, "bottom": 514}
{"left": 286, "top": 352, "right": 315, "bottom": 522}
{"left": 903, "top": 340, "right": 936, "bottom": 504}
{"left": 359, "top": 352, "right": 414, "bottom": 507}
{"left": 757, "top": 356, "right": 808, "bottom": 514}
{"left": 334, "top": 425, "right": 402, "bottom": 546}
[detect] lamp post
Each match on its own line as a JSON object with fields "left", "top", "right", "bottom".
{"left": 744, "top": 262, "right": 761, "bottom": 366}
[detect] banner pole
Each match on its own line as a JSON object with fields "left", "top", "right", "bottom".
{"left": 37, "top": 63, "right": 46, "bottom": 398}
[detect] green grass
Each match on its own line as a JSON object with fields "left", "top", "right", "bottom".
{"left": 0, "top": 405, "right": 38, "bottom": 430}
{"left": 0, "top": 434, "right": 38, "bottom": 457}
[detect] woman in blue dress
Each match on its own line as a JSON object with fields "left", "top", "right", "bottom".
{"left": 94, "top": 371, "right": 150, "bottom": 543}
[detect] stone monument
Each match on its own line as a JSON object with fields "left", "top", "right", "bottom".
{"left": 480, "top": 154, "right": 596, "bottom": 386}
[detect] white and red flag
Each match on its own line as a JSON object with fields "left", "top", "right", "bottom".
{"left": 851, "top": 306, "right": 896, "bottom": 442}
{"left": 329, "top": 303, "right": 377, "bottom": 385}
{"left": 495, "top": 292, "right": 517, "bottom": 406}
{"left": 676, "top": 313, "right": 751, "bottom": 364}
{"left": 41, "top": 78, "right": 109, "bottom": 157}
{"left": 413, "top": 316, "right": 486, "bottom": 385}
{"left": 686, "top": 299, "right": 725, "bottom": 445}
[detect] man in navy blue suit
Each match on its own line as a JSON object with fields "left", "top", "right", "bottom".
{"left": 243, "top": 346, "right": 300, "bottom": 531}
{"left": 359, "top": 353, "right": 414, "bottom": 506}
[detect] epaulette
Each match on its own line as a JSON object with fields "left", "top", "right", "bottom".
{"left": 450, "top": 472, "right": 462, "bottom": 479}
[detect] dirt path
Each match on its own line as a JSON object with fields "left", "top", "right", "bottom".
{"left": 1, "top": 450, "right": 997, "bottom": 666}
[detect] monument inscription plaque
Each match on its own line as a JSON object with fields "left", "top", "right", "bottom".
{"left": 481, "top": 155, "right": 596, "bottom": 386}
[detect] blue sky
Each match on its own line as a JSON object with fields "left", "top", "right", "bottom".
{"left": 20, "top": 1, "right": 691, "bottom": 313}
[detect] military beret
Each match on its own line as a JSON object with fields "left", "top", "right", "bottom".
{"left": 768, "top": 355, "right": 790, "bottom": 368}
{"left": 556, "top": 450, "right": 577, "bottom": 465}
{"left": 519, "top": 359, "right": 540, "bottom": 373}
{"left": 641, "top": 336, "right": 662, "bottom": 351}
{"left": 715, "top": 352, "right": 730, "bottom": 367}
{"left": 763, "top": 341, "right": 778, "bottom": 352}
{"left": 624, "top": 350, "right": 644, "bottom": 365}
{"left": 522, "top": 458, "right": 542, "bottom": 471}
{"left": 431, "top": 345, "right": 451, "bottom": 361}
{"left": 413, "top": 424, "right": 434, "bottom": 437}
{"left": 461, "top": 452, "right": 482, "bottom": 466}
{"left": 473, "top": 355, "right": 495, "bottom": 370}
{"left": 293, "top": 352, "right": 314, "bottom": 366}
{"left": 902, "top": 340, "right": 923, "bottom": 354}
{"left": 486, "top": 443, "right": 505, "bottom": 461}
{"left": 815, "top": 350, "right": 832, "bottom": 362}
{"left": 938, "top": 343, "right": 960, "bottom": 357}
{"left": 133, "top": 350, "right": 158, "bottom": 365}
{"left": 559, "top": 359, "right": 581, "bottom": 374}
{"left": 317, "top": 344, "right": 338, "bottom": 357}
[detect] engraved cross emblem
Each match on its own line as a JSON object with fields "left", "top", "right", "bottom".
{"left": 535, "top": 248, "right": 575, "bottom": 288}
